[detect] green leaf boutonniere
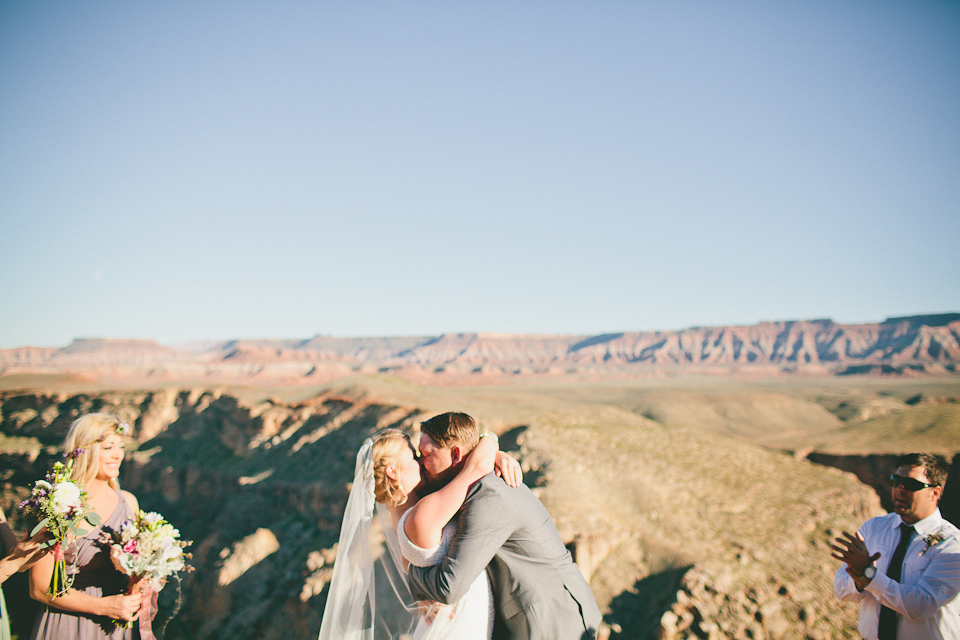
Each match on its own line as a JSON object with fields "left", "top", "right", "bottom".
{"left": 919, "top": 528, "right": 948, "bottom": 557}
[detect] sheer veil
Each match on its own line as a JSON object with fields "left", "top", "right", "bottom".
{"left": 318, "top": 439, "right": 433, "bottom": 640}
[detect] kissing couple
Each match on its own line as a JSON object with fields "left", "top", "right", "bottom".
{"left": 318, "top": 412, "right": 601, "bottom": 640}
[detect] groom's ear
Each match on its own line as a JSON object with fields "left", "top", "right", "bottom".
{"left": 450, "top": 445, "right": 463, "bottom": 465}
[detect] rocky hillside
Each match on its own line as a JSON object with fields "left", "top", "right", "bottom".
{"left": 0, "top": 387, "right": 885, "bottom": 639}
{"left": 2, "top": 314, "right": 958, "bottom": 384}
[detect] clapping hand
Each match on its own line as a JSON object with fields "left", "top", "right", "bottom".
{"left": 831, "top": 530, "right": 881, "bottom": 590}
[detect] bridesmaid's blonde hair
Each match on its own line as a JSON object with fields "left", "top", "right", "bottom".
{"left": 63, "top": 413, "right": 127, "bottom": 490}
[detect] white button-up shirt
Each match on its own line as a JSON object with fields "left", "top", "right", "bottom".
{"left": 834, "top": 509, "right": 960, "bottom": 640}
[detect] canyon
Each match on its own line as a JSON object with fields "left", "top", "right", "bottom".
{"left": 0, "top": 371, "right": 957, "bottom": 640}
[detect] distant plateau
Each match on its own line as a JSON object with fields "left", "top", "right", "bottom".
{"left": 2, "top": 313, "right": 959, "bottom": 386}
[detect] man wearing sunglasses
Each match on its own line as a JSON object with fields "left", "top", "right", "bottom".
{"left": 832, "top": 453, "right": 960, "bottom": 640}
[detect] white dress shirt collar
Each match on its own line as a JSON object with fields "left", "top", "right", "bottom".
{"left": 891, "top": 508, "right": 946, "bottom": 539}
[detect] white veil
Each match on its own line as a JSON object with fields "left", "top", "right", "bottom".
{"left": 318, "top": 439, "right": 416, "bottom": 639}
{"left": 318, "top": 439, "right": 460, "bottom": 640}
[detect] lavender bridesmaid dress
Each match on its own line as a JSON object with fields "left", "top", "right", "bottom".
{"left": 30, "top": 490, "right": 134, "bottom": 640}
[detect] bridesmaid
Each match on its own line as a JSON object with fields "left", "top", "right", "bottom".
{"left": 1, "top": 505, "right": 50, "bottom": 640}
{"left": 29, "top": 414, "right": 143, "bottom": 640}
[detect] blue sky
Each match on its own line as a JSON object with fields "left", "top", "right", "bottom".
{"left": 1, "top": 1, "right": 958, "bottom": 347}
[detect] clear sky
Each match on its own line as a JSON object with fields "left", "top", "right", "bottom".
{"left": 1, "top": 1, "right": 958, "bottom": 348}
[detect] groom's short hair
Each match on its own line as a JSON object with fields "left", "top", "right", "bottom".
{"left": 420, "top": 412, "right": 480, "bottom": 451}
{"left": 896, "top": 452, "right": 949, "bottom": 489}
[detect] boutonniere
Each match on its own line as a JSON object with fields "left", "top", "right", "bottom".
{"left": 919, "top": 528, "right": 948, "bottom": 557}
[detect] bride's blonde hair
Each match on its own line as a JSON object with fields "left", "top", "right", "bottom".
{"left": 371, "top": 429, "right": 412, "bottom": 507}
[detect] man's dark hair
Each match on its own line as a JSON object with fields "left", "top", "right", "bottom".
{"left": 420, "top": 412, "right": 479, "bottom": 451}
{"left": 896, "top": 453, "right": 949, "bottom": 488}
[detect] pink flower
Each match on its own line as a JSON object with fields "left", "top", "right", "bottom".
{"left": 123, "top": 540, "right": 138, "bottom": 554}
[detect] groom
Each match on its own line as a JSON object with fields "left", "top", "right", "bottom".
{"left": 406, "top": 412, "right": 602, "bottom": 640}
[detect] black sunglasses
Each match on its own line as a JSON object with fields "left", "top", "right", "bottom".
{"left": 889, "top": 474, "right": 936, "bottom": 492}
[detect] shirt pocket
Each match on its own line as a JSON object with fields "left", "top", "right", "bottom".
{"left": 902, "top": 547, "right": 935, "bottom": 580}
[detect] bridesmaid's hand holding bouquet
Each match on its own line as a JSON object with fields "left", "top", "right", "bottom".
{"left": 18, "top": 453, "right": 101, "bottom": 597}
{"left": 99, "top": 510, "right": 194, "bottom": 632}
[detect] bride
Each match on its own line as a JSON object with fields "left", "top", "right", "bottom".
{"left": 318, "top": 428, "right": 520, "bottom": 640}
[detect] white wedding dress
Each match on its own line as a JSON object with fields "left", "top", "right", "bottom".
{"left": 397, "top": 510, "right": 494, "bottom": 640}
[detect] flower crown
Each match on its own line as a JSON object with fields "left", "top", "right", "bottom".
{"left": 66, "top": 422, "right": 131, "bottom": 459}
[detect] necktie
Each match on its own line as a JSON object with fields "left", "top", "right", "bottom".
{"left": 877, "top": 523, "right": 915, "bottom": 640}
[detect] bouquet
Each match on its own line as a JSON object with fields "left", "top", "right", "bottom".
{"left": 19, "top": 456, "right": 101, "bottom": 597}
{"left": 99, "top": 510, "right": 193, "bottom": 633}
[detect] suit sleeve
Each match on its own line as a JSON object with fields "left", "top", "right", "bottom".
{"left": 407, "top": 483, "right": 513, "bottom": 604}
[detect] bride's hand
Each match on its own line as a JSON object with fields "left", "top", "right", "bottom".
{"left": 418, "top": 600, "right": 439, "bottom": 623}
{"left": 494, "top": 451, "right": 523, "bottom": 487}
{"left": 419, "top": 600, "right": 458, "bottom": 625}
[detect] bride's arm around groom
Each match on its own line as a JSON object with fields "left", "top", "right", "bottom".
{"left": 406, "top": 414, "right": 601, "bottom": 640}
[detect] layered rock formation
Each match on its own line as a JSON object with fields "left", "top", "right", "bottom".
{"left": 0, "top": 388, "right": 428, "bottom": 640}
{"left": 0, "top": 388, "right": 884, "bottom": 639}
{"left": 2, "top": 314, "right": 958, "bottom": 385}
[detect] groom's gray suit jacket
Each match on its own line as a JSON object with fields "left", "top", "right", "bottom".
{"left": 407, "top": 473, "right": 601, "bottom": 640}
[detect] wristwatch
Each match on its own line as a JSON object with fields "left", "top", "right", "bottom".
{"left": 862, "top": 566, "right": 876, "bottom": 581}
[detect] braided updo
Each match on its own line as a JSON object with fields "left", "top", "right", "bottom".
{"left": 371, "top": 429, "right": 412, "bottom": 507}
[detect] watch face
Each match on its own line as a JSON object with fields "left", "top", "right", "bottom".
{"left": 864, "top": 566, "right": 876, "bottom": 580}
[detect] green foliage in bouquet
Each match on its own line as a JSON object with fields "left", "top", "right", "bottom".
{"left": 19, "top": 455, "right": 101, "bottom": 597}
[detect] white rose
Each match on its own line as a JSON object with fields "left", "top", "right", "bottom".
{"left": 166, "top": 557, "right": 184, "bottom": 574}
{"left": 109, "top": 545, "right": 129, "bottom": 574}
{"left": 50, "top": 482, "right": 82, "bottom": 515}
{"left": 160, "top": 539, "right": 183, "bottom": 562}
{"left": 119, "top": 554, "right": 136, "bottom": 574}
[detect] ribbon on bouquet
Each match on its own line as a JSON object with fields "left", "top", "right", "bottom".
{"left": 48, "top": 540, "right": 70, "bottom": 597}
{"left": 125, "top": 578, "right": 160, "bottom": 640}
{"left": 138, "top": 583, "right": 160, "bottom": 640}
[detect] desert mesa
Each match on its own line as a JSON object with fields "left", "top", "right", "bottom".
{"left": 2, "top": 313, "right": 959, "bottom": 386}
